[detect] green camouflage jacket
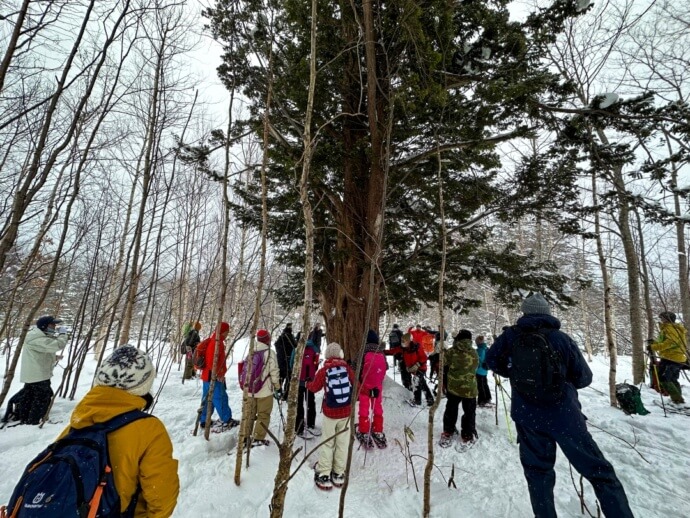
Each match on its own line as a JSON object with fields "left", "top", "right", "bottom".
{"left": 443, "top": 338, "right": 478, "bottom": 398}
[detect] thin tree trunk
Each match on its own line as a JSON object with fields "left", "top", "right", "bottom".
{"left": 270, "top": 1, "right": 318, "bottom": 514}
{"left": 424, "top": 144, "right": 448, "bottom": 517}
{"left": 592, "top": 172, "right": 618, "bottom": 405}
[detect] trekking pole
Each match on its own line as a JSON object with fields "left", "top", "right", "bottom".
{"left": 494, "top": 374, "right": 499, "bottom": 427}
{"left": 277, "top": 398, "right": 286, "bottom": 432}
{"left": 495, "top": 376, "right": 513, "bottom": 443}
{"left": 646, "top": 347, "right": 667, "bottom": 417}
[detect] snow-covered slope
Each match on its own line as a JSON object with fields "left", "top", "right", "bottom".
{"left": 1, "top": 346, "right": 688, "bottom": 517}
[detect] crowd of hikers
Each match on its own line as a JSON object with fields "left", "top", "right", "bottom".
{"left": 1, "top": 292, "right": 688, "bottom": 516}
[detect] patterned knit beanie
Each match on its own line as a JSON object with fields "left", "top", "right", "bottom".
{"left": 94, "top": 345, "right": 156, "bottom": 397}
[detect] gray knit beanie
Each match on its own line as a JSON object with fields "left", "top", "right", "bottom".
{"left": 521, "top": 293, "right": 551, "bottom": 316}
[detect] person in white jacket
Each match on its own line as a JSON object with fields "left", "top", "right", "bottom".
{"left": 19, "top": 315, "right": 68, "bottom": 424}
{"left": 239, "top": 328, "right": 281, "bottom": 448}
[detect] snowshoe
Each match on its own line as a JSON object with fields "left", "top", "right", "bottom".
{"left": 251, "top": 438, "right": 270, "bottom": 448}
{"left": 307, "top": 425, "right": 322, "bottom": 437}
{"left": 438, "top": 433, "right": 453, "bottom": 448}
{"left": 654, "top": 400, "right": 690, "bottom": 416}
{"left": 296, "top": 429, "right": 313, "bottom": 440}
{"left": 331, "top": 472, "right": 345, "bottom": 488}
{"left": 211, "top": 419, "right": 239, "bottom": 433}
{"left": 477, "top": 402, "right": 495, "bottom": 409}
{"left": 406, "top": 398, "right": 421, "bottom": 408}
{"left": 372, "top": 432, "right": 387, "bottom": 449}
{"left": 356, "top": 431, "right": 375, "bottom": 449}
{"left": 315, "top": 472, "right": 333, "bottom": 490}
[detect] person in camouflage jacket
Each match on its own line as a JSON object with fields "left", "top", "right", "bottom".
{"left": 440, "top": 329, "right": 478, "bottom": 445}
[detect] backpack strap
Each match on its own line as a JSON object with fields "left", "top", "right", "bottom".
{"left": 98, "top": 410, "right": 153, "bottom": 434}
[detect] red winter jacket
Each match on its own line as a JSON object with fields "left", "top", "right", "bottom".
{"left": 307, "top": 358, "right": 354, "bottom": 419}
{"left": 197, "top": 326, "right": 229, "bottom": 382}
{"left": 385, "top": 342, "right": 428, "bottom": 372}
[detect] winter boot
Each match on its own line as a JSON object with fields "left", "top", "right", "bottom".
{"left": 315, "top": 472, "right": 333, "bottom": 490}
{"left": 356, "top": 431, "right": 375, "bottom": 449}
{"left": 331, "top": 472, "right": 345, "bottom": 488}
{"left": 372, "top": 432, "right": 387, "bottom": 449}
{"left": 439, "top": 432, "right": 453, "bottom": 448}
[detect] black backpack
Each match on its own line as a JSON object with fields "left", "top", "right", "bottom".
{"left": 510, "top": 328, "right": 564, "bottom": 404}
{"left": 389, "top": 330, "right": 401, "bottom": 347}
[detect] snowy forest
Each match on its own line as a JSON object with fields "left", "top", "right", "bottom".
{"left": 1, "top": 0, "right": 690, "bottom": 517}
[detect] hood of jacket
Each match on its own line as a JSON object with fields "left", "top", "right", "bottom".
{"left": 516, "top": 314, "right": 561, "bottom": 332}
{"left": 68, "top": 385, "right": 147, "bottom": 429}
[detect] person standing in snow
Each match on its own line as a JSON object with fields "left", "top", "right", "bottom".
{"left": 239, "top": 329, "right": 281, "bottom": 448}
{"left": 388, "top": 324, "right": 409, "bottom": 389}
{"left": 274, "top": 323, "right": 297, "bottom": 399}
{"left": 486, "top": 292, "right": 633, "bottom": 518}
{"left": 62, "top": 345, "right": 179, "bottom": 516}
{"left": 182, "top": 321, "right": 202, "bottom": 381}
{"left": 196, "top": 322, "right": 239, "bottom": 431}
{"left": 18, "top": 315, "right": 68, "bottom": 425}
{"left": 306, "top": 342, "right": 354, "bottom": 489}
{"left": 439, "top": 329, "right": 478, "bottom": 447}
{"left": 474, "top": 335, "right": 492, "bottom": 407}
{"left": 356, "top": 330, "right": 388, "bottom": 448}
{"left": 308, "top": 322, "right": 324, "bottom": 350}
{"left": 386, "top": 333, "right": 434, "bottom": 407}
{"left": 293, "top": 339, "right": 320, "bottom": 438}
{"left": 649, "top": 311, "right": 688, "bottom": 406}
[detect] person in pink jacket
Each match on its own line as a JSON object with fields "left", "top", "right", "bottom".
{"left": 356, "top": 330, "right": 388, "bottom": 448}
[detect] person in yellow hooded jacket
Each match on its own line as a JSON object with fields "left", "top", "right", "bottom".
{"left": 58, "top": 346, "right": 179, "bottom": 517}
{"left": 650, "top": 311, "right": 688, "bottom": 406}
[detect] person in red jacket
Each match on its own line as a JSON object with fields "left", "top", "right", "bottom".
{"left": 386, "top": 333, "right": 434, "bottom": 407}
{"left": 196, "top": 322, "right": 238, "bottom": 430}
{"left": 307, "top": 342, "right": 354, "bottom": 490}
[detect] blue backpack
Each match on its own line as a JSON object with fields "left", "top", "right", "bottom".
{"left": 2, "top": 410, "right": 151, "bottom": 518}
{"left": 325, "top": 365, "right": 352, "bottom": 408}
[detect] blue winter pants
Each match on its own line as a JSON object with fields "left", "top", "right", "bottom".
{"left": 515, "top": 423, "right": 633, "bottom": 518}
{"left": 200, "top": 381, "right": 232, "bottom": 425}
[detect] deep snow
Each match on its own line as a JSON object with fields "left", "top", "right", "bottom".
{"left": 1, "top": 342, "right": 689, "bottom": 517}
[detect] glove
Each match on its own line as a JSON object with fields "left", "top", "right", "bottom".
{"left": 407, "top": 363, "right": 420, "bottom": 374}
{"left": 57, "top": 326, "right": 68, "bottom": 335}
{"left": 273, "top": 388, "right": 283, "bottom": 400}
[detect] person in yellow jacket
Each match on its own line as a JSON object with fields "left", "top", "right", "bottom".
{"left": 59, "top": 346, "right": 179, "bottom": 517}
{"left": 650, "top": 311, "right": 688, "bottom": 406}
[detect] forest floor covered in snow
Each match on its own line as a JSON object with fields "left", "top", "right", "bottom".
{"left": 1, "top": 343, "right": 689, "bottom": 517}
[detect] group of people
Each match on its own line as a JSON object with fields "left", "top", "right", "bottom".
{"left": 4, "top": 291, "right": 688, "bottom": 516}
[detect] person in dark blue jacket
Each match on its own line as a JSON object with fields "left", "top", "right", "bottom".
{"left": 486, "top": 293, "right": 633, "bottom": 518}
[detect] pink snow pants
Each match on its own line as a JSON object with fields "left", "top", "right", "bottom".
{"left": 358, "top": 391, "right": 383, "bottom": 433}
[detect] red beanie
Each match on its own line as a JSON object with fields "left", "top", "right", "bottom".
{"left": 257, "top": 329, "right": 271, "bottom": 345}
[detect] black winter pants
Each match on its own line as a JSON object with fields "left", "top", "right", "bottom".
{"left": 412, "top": 372, "right": 434, "bottom": 406}
{"left": 442, "top": 392, "right": 477, "bottom": 440}
{"left": 476, "top": 374, "right": 492, "bottom": 405}
{"left": 295, "top": 385, "right": 315, "bottom": 434}
{"left": 516, "top": 423, "right": 633, "bottom": 518}
{"left": 20, "top": 380, "right": 53, "bottom": 425}
{"left": 397, "top": 358, "right": 411, "bottom": 390}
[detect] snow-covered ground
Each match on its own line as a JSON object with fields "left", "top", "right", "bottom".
{"left": 1, "top": 343, "right": 689, "bottom": 517}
